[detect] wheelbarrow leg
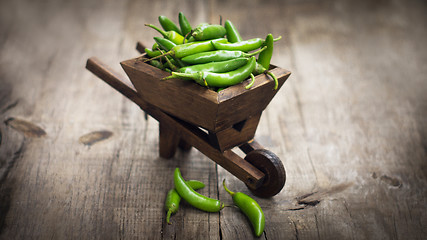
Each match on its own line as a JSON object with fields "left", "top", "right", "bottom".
{"left": 159, "top": 123, "right": 180, "bottom": 159}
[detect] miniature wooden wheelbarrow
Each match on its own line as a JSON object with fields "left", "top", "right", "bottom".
{"left": 85, "top": 42, "right": 291, "bottom": 198}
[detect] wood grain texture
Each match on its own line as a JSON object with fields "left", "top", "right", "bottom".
{"left": 1, "top": 0, "right": 427, "bottom": 239}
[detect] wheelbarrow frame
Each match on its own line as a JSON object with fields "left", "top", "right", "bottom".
{"left": 85, "top": 43, "right": 290, "bottom": 197}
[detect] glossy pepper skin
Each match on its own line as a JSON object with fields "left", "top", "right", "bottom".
{"left": 174, "top": 168, "right": 224, "bottom": 212}
{"left": 254, "top": 34, "right": 279, "bottom": 90}
{"left": 165, "top": 56, "right": 257, "bottom": 88}
{"left": 178, "top": 12, "right": 192, "bottom": 37}
{"left": 224, "top": 20, "right": 243, "bottom": 43}
{"left": 144, "top": 48, "right": 161, "bottom": 58}
{"left": 179, "top": 57, "right": 249, "bottom": 74}
{"left": 192, "top": 24, "right": 227, "bottom": 40}
{"left": 145, "top": 24, "right": 186, "bottom": 45}
{"left": 146, "top": 38, "right": 227, "bottom": 62}
{"left": 181, "top": 46, "right": 266, "bottom": 65}
{"left": 165, "top": 180, "right": 205, "bottom": 224}
{"left": 223, "top": 180, "right": 265, "bottom": 237}
{"left": 212, "top": 36, "right": 282, "bottom": 52}
{"left": 258, "top": 33, "right": 274, "bottom": 70}
{"left": 158, "top": 15, "right": 182, "bottom": 35}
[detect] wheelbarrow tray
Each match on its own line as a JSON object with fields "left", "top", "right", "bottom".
{"left": 121, "top": 56, "right": 291, "bottom": 135}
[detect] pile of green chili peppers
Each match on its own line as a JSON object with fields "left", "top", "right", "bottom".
{"left": 165, "top": 168, "right": 265, "bottom": 237}
{"left": 144, "top": 12, "right": 281, "bottom": 91}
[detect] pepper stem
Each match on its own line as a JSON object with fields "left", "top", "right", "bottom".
{"left": 145, "top": 24, "right": 168, "bottom": 38}
{"left": 222, "top": 179, "right": 235, "bottom": 196}
{"left": 245, "top": 73, "right": 255, "bottom": 89}
{"left": 166, "top": 210, "right": 172, "bottom": 224}
{"left": 273, "top": 36, "right": 282, "bottom": 42}
{"left": 265, "top": 71, "right": 279, "bottom": 90}
{"left": 157, "top": 48, "right": 178, "bottom": 71}
{"left": 246, "top": 46, "right": 267, "bottom": 57}
{"left": 143, "top": 50, "right": 173, "bottom": 62}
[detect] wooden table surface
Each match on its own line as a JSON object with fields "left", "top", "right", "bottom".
{"left": 1, "top": 0, "right": 426, "bottom": 239}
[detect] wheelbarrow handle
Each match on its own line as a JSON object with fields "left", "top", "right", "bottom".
{"left": 86, "top": 57, "right": 148, "bottom": 110}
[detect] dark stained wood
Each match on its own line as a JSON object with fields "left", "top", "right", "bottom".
{"left": 208, "top": 113, "right": 262, "bottom": 151}
{"left": 121, "top": 57, "right": 290, "bottom": 132}
{"left": 86, "top": 57, "right": 266, "bottom": 190}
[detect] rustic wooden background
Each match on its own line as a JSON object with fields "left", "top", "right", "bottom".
{"left": 1, "top": 0, "right": 426, "bottom": 239}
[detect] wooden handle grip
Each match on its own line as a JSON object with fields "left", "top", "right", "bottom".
{"left": 86, "top": 57, "right": 142, "bottom": 106}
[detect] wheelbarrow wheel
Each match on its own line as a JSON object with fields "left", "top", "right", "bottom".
{"left": 244, "top": 149, "right": 286, "bottom": 198}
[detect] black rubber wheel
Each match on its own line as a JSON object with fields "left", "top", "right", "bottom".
{"left": 244, "top": 149, "right": 286, "bottom": 198}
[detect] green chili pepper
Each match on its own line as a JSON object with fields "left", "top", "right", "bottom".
{"left": 212, "top": 36, "right": 282, "bottom": 52}
{"left": 254, "top": 34, "right": 279, "bottom": 90}
{"left": 165, "top": 180, "right": 205, "bottom": 224}
{"left": 165, "top": 56, "right": 257, "bottom": 88}
{"left": 154, "top": 37, "right": 176, "bottom": 52}
{"left": 179, "top": 57, "right": 249, "bottom": 74}
{"left": 173, "top": 168, "right": 224, "bottom": 212}
{"left": 252, "top": 62, "right": 279, "bottom": 90}
{"left": 223, "top": 179, "right": 265, "bottom": 237}
{"left": 178, "top": 12, "right": 192, "bottom": 38}
{"left": 144, "top": 38, "right": 227, "bottom": 62}
{"left": 258, "top": 33, "right": 274, "bottom": 70}
{"left": 224, "top": 20, "right": 243, "bottom": 43}
{"left": 152, "top": 42, "right": 160, "bottom": 50}
{"left": 145, "top": 48, "right": 162, "bottom": 58}
{"left": 181, "top": 46, "right": 266, "bottom": 65}
{"left": 145, "top": 24, "right": 186, "bottom": 45}
{"left": 148, "top": 59, "right": 164, "bottom": 70}
{"left": 153, "top": 37, "right": 186, "bottom": 68}
{"left": 192, "top": 24, "right": 227, "bottom": 40}
{"left": 158, "top": 15, "right": 182, "bottom": 35}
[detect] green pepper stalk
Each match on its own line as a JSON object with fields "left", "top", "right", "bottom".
{"left": 173, "top": 168, "right": 224, "bottom": 212}
{"left": 145, "top": 24, "right": 187, "bottom": 45}
{"left": 144, "top": 38, "right": 228, "bottom": 62}
{"left": 164, "top": 56, "right": 257, "bottom": 88}
{"left": 192, "top": 24, "right": 227, "bottom": 40}
{"left": 212, "top": 36, "right": 282, "bottom": 52}
{"left": 165, "top": 180, "right": 205, "bottom": 224}
{"left": 181, "top": 46, "right": 266, "bottom": 65}
{"left": 224, "top": 20, "right": 243, "bottom": 43}
{"left": 158, "top": 15, "right": 182, "bottom": 35}
{"left": 223, "top": 179, "right": 265, "bottom": 237}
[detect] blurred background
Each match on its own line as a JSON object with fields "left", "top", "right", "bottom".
{"left": 1, "top": 0, "right": 426, "bottom": 239}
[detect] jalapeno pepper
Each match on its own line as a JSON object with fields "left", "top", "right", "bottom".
{"left": 192, "top": 24, "right": 227, "bottom": 40}
{"left": 165, "top": 180, "right": 205, "bottom": 224}
{"left": 223, "top": 180, "right": 265, "bottom": 237}
{"left": 165, "top": 56, "right": 257, "bottom": 88}
{"left": 178, "top": 12, "right": 192, "bottom": 38}
{"left": 145, "top": 24, "right": 186, "bottom": 45}
{"left": 158, "top": 15, "right": 182, "bottom": 35}
{"left": 224, "top": 20, "right": 243, "bottom": 43}
{"left": 181, "top": 46, "right": 266, "bottom": 65}
{"left": 179, "top": 57, "right": 249, "bottom": 74}
{"left": 173, "top": 168, "right": 224, "bottom": 212}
